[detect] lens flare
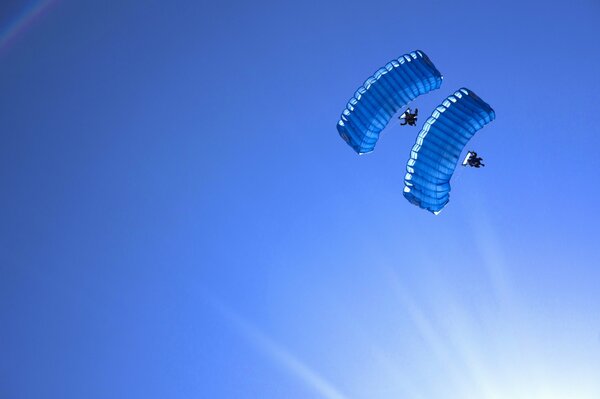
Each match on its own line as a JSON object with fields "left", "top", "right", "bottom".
{"left": 0, "top": 0, "right": 58, "bottom": 51}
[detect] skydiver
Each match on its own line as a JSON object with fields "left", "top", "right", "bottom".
{"left": 467, "top": 151, "right": 485, "bottom": 168}
{"left": 399, "top": 108, "right": 418, "bottom": 126}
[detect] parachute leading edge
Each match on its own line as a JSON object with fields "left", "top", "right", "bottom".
{"left": 337, "top": 50, "right": 443, "bottom": 155}
{"left": 403, "top": 88, "right": 496, "bottom": 214}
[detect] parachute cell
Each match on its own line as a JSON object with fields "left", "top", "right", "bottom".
{"left": 337, "top": 50, "right": 443, "bottom": 154}
{"left": 403, "top": 88, "right": 495, "bottom": 214}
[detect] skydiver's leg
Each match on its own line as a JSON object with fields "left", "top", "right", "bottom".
{"left": 401, "top": 120, "right": 407, "bottom": 125}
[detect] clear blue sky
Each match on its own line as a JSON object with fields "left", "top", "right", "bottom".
{"left": 1, "top": 0, "right": 599, "bottom": 398}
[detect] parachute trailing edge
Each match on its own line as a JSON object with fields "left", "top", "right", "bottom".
{"left": 403, "top": 88, "right": 496, "bottom": 214}
{"left": 337, "top": 50, "right": 443, "bottom": 155}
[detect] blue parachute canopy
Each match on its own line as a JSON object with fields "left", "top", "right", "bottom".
{"left": 337, "top": 50, "right": 443, "bottom": 154}
{"left": 403, "top": 88, "right": 496, "bottom": 214}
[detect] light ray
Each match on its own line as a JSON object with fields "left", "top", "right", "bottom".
{"left": 377, "top": 218, "right": 600, "bottom": 399}
{"left": 211, "top": 298, "right": 351, "bottom": 399}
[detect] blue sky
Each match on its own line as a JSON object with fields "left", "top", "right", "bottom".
{"left": 1, "top": 0, "right": 599, "bottom": 398}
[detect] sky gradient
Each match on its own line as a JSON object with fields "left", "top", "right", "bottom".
{"left": 1, "top": 0, "right": 600, "bottom": 398}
